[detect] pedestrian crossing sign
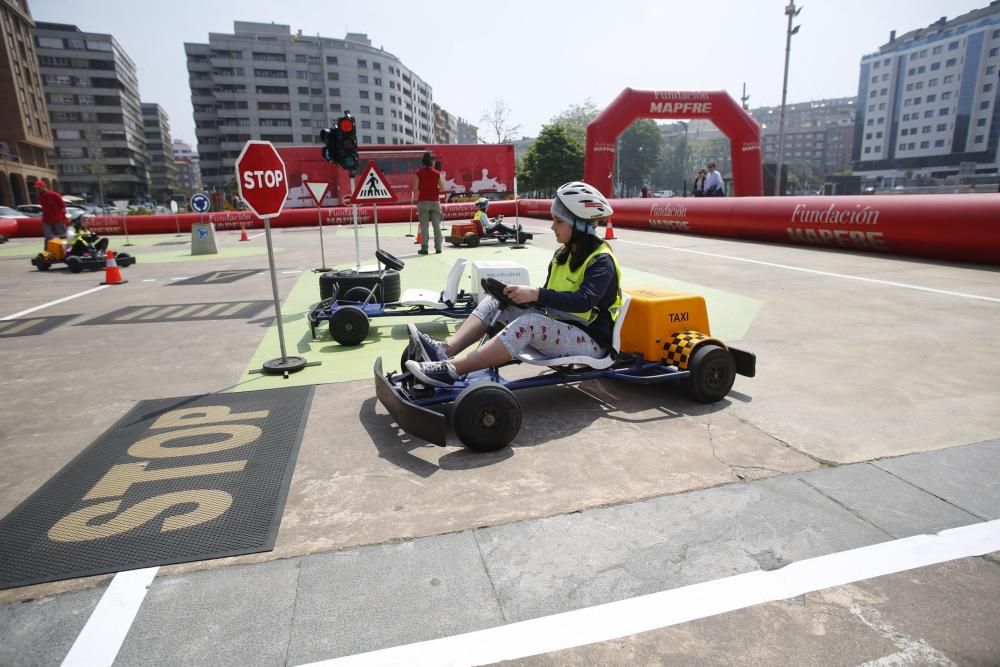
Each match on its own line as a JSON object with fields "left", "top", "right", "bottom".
{"left": 350, "top": 160, "right": 398, "bottom": 203}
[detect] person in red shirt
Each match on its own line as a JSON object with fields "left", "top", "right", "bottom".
{"left": 35, "top": 181, "right": 67, "bottom": 248}
{"left": 411, "top": 152, "right": 444, "bottom": 254}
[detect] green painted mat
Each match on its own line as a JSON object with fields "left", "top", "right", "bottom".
{"left": 232, "top": 244, "right": 761, "bottom": 390}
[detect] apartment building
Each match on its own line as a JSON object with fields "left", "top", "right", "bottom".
{"left": 34, "top": 22, "right": 148, "bottom": 203}
{"left": 0, "top": 0, "right": 57, "bottom": 206}
{"left": 141, "top": 103, "right": 176, "bottom": 203}
{"left": 853, "top": 2, "right": 1000, "bottom": 182}
{"left": 172, "top": 139, "right": 202, "bottom": 197}
{"left": 185, "top": 22, "right": 437, "bottom": 188}
{"left": 433, "top": 103, "right": 458, "bottom": 144}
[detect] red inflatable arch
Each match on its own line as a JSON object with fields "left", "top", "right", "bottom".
{"left": 584, "top": 88, "right": 764, "bottom": 197}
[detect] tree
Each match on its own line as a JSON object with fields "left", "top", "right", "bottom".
{"left": 549, "top": 99, "right": 601, "bottom": 145}
{"left": 520, "top": 124, "right": 584, "bottom": 196}
{"left": 651, "top": 133, "right": 688, "bottom": 194}
{"left": 479, "top": 98, "right": 521, "bottom": 144}
{"left": 617, "top": 120, "right": 662, "bottom": 194}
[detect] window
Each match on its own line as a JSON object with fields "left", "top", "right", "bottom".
{"left": 298, "top": 102, "right": 309, "bottom": 111}
{"left": 328, "top": 87, "right": 340, "bottom": 96}
{"left": 942, "top": 91, "right": 952, "bottom": 100}
{"left": 878, "top": 102, "right": 886, "bottom": 110}
{"left": 297, "top": 86, "right": 309, "bottom": 95}
{"left": 868, "top": 104, "right": 875, "bottom": 112}
{"left": 358, "top": 74, "right": 368, "bottom": 83}
{"left": 943, "top": 75, "right": 954, "bottom": 83}
{"left": 934, "top": 139, "right": 945, "bottom": 147}
{"left": 359, "top": 90, "right": 369, "bottom": 99}
{"left": 373, "top": 62, "right": 381, "bottom": 71}
{"left": 865, "top": 132, "right": 872, "bottom": 140}
{"left": 915, "top": 82, "right": 923, "bottom": 90}
{"left": 928, "top": 78, "right": 938, "bottom": 87}
{"left": 357, "top": 59, "right": 367, "bottom": 68}
{"left": 866, "top": 119, "right": 874, "bottom": 126}
{"left": 924, "top": 110, "right": 934, "bottom": 118}
{"left": 990, "top": 48, "right": 999, "bottom": 57}
{"left": 327, "top": 72, "right": 339, "bottom": 80}
{"left": 908, "top": 68, "right": 915, "bottom": 76}
{"left": 360, "top": 105, "right": 370, "bottom": 114}
{"left": 980, "top": 100, "right": 991, "bottom": 109}
{"left": 875, "top": 131, "right": 883, "bottom": 138}
{"left": 873, "top": 60, "right": 880, "bottom": 69}
{"left": 948, "top": 41, "right": 959, "bottom": 50}
{"left": 374, "top": 92, "right": 383, "bottom": 101}
{"left": 37, "top": 36, "right": 64, "bottom": 48}
{"left": 376, "top": 121, "right": 384, "bottom": 130}
{"left": 880, "top": 87, "right": 888, "bottom": 95}
{"left": 914, "top": 96, "right": 922, "bottom": 104}
{"left": 300, "top": 119, "right": 312, "bottom": 127}
{"left": 361, "top": 120, "right": 371, "bottom": 129}
{"left": 984, "top": 83, "right": 993, "bottom": 93}
{"left": 326, "top": 56, "right": 338, "bottom": 64}
{"left": 939, "top": 107, "right": 949, "bottom": 116}
{"left": 937, "top": 123, "right": 947, "bottom": 131}
{"left": 375, "top": 107, "right": 384, "bottom": 115}
{"left": 877, "top": 117, "right": 885, "bottom": 125}
{"left": 864, "top": 146, "right": 872, "bottom": 154}
{"left": 329, "top": 103, "right": 341, "bottom": 112}
{"left": 362, "top": 135, "right": 372, "bottom": 143}
{"left": 931, "top": 62, "right": 941, "bottom": 71}
{"left": 296, "top": 71, "right": 308, "bottom": 80}
{"left": 918, "top": 66, "right": 925, "bottom": 74}
{"left": 977, "top": 118, "right": 987, "bottom": 127}
{"left": 919, "top": 141, "right": 929, "bottom": 149}
{"left": 988, "top": 65, "right": 997, "bottom": 75}
{"left": 882, "top": 73, "right": 889, "bottom": 81}
{"left": 905, "top": 84, "right": 913, "bottom": 92}
{"left": 904, "top": 99, "right": 913, "bottom": 107}
{"left": 932, "top": 45, "right": 942, "bottom": 55}
{"left": 901, "top": 128, "right": 909, "bottom": 136}
{"left": 295, "top": 54, "right": 307, "bottom": 63}
{"left": 922, "top": 126, "right": 931, "bottom": 134}
{"left": 946, "top": 58, "right": 957, "bottom": 67}
{"left": 374, "top": 77, "right": 382, "bottom": 86}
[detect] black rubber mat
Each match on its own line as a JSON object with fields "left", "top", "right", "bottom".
{"left": 170, "top": 270, "right": 263, "bottom": 285}
{"left": 0, "top": 386, "right": 314, "bottom": 590}
{"left": 0, "top": 314, "right": 77, "bottom": 338}
{"left": 80, "top": 301, "right": 270, "bottom": 325}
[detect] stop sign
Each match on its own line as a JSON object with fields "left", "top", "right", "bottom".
{"left": 235, "top": 141, "right": 288, "bottom": 218}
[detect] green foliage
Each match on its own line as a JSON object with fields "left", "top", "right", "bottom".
{"left": 520, "top": 124, "right": 584, "bottom": 195}
{"left": 548, "top": 100, "right": 601, "bottom": 145}
{"left": 618, "top": 119, "right": 662, "bottom": 192}
{"left": 651, "top": 134, "right": 688, "bottom": 193}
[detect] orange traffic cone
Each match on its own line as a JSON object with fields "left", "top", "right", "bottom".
{"left": 101, "top": 250, "right": 127, "bottom": 285}
{"left": 239, "top": 224, "right": 249, "bottom": 242}
{"left": 414, "top": 227, "right": 423, "bottom": 245}
{"left": 604, "top": 219, "right": 617, "bottom": 240}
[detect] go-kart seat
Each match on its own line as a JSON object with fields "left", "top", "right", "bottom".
{"left": 515, "top": 293, "right": 632, "bottom": 370}
{"left": 398, "top": 257, "right": 468, "bottom": 308}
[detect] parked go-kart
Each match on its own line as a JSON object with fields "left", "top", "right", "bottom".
{"left": 375, "top": 278, "right": 756, "bottom": 452}
{"left": 447, "top": 215, "right": 533, "bottom": 248}
{"left": 308, "top": 249, "right": 530, "bottom": 344}
{"left": 31, "top": 235, "right": 135, "bottom": 273}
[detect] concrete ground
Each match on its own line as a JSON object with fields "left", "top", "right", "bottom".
{"left": 0, "top": 217, "right": 998, "bottom": 665}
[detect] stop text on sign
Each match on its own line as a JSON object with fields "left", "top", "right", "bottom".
{"left": 242, "top": 170, "right": 285, "bottom": 190}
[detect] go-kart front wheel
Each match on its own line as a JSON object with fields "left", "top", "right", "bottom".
{"left": 453, "top": 383, "right": 521, "bottom": 452}
{"left": 329, "top": 306, "right": 369, "bottom": 345}
{"left": 66, "top": 256, "right": 83, "bottom": 273}
{"left": 684, "top": 344, "right": 736, "bottom": 403}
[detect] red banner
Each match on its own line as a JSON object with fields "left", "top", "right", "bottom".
{"left": 518, "top": 195, "right": 1000, "bottom": 265}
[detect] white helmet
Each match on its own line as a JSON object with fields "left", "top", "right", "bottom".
{"left": 551, "top": 181, "right": 613, "bottom": 234}
{"left": 475, "top": 197, "right": 489, "bottom": 211}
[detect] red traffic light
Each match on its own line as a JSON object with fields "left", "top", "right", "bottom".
{"left": 338, "top": 117, "right": 355, "bottom": 133}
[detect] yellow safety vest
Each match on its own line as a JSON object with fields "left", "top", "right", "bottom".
{"left": 473, "top": 210, "right": 490, "bottom": 227}
{"left": 544, "top": 245, "right": 623, "bottom": 326}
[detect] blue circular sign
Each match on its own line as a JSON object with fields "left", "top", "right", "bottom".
{"left": 190, "top": 193, "right": 211, "bottom": 213}
{"left": 196, "top": 227, "right": 208, "bottom": 239}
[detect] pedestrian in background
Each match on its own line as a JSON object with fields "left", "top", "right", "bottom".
{"left": 35, "top": 181, "right": 66, "bottom": 248}
{"left": 412, "top": 152, "right": 444, "bottom": 254}
{"left": 692, "top": 169, "right": 707, "bottom": 197}
{"left": 704, "top": 163, "right": 724, "bottom": 197}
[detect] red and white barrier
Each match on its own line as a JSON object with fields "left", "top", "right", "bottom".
{"left": 518, "top": 195, "right": 1000, "bottom": 265}
{"left": 7, "top": 200, "right": 519, "bottom": 239}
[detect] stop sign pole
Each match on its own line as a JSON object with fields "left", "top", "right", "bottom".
{"left": 236, "top": 141, "right": 315, "bottom": 377}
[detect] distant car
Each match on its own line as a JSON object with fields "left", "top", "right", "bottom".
{"left": 16, "top": 204, "right": 42, "bottom": 216}
{"left": 0, "top": 205, "right": 25, "bottom": 218}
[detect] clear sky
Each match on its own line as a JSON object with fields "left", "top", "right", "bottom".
{"left": 31, "top": 0, "right": 991, "bottom": 146}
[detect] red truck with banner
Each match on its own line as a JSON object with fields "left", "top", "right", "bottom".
{"left": 278, "top": 144, "right": 516, "bottom": 209}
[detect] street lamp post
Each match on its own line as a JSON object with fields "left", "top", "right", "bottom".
{"left": 681, "top": 121, "right": 689, "bottom": 197}
{"left": 775, "top": 0, "right": 801, "bottom": 196}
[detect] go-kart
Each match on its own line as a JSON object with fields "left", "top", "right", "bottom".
{"left": 308, "top": 249, "right": 530, "bottom": 345}
{"left": 447, "top": 215, "right": 533, "bottom": 248}
{"left": 375, "top": 278, "right": 756, "bottom": 452}
{"left": 31, "top": 236, "right": 135, "bottom": 273}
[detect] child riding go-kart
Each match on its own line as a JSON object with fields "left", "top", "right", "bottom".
{"left": 447, "top": 197, "right": 532, "bottom": 247}
{"left": 31, "top": 211, "right": 135, "bottom": 273}
{"left": 308, "top": 248, "right": 530, "bottom": 344}
{"left": 375, "top": 277, "right": 756, "bottom": 452}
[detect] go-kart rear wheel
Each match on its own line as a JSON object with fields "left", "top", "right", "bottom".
{"left": 66, "top": 256, "right": 83, "bottom": 273}
{"left": 34, "top": 257, "right": 50, "bottom": 271}
{"left": 684, "top": 344, "right": 736, "bottom": 403}
{"left": 464, "top": 233, "right": 480, "bottom": 248}
{"left": 329, "top": 306, "right": 369, "bottom": 345}
{"left": 452, "top": 383, "right": 521, "bottom": 452}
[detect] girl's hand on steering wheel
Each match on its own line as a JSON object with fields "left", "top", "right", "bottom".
{"left": 503, "top": 285, "right": 539, "bottom": 305}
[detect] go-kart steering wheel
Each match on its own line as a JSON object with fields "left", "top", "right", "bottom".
{"left": 481, "top": 277, "right": 539, "bottom": 310}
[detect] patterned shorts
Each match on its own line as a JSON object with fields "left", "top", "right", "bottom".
{"left": 472, "top": 296, "right": 605, "bottom": 359}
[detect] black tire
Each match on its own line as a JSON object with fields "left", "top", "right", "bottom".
{"left": 0, "top": 235, "right": 7, "bottom": 243}
{"left": 329, "top": 306, "right": 369, "bottom": 345}
{"left": 35, "top": 258, "right": 50, "bottom": 271}
{"left": 684, "top": 344, "right": 736, "bottom": 403}
{"left": 448, "top": 238, "right": 463, "bottom": 246}
{"left": 464, "top": 233, "right": 480, "bottom": 248}
{"left": 319, "top": 268, "right": 401, "bottom": 302}
{"left": 66, "top": 256, "right": 83, "bottom": 273}
{"left": 452, "top": 383, "right": 521, "bottom": 452}
{"left": 343, "top": 286, "right": 374, "bottom": 303}
{"left": 116, "top": 253, "right": 135, "bottom": 267}
{"left": 497, "top": 236, "right": 507, "bottom": 244}
{"left": 516, "top": 231, "right": 529, "bottom": 244}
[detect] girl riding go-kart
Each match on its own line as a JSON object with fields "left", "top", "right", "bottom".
{"left": 375, "top": 182, "right": 755, "bottom": 451}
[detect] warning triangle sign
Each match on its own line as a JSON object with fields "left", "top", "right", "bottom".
{"left": 351, "top": 161, "right": 398, "bottom": 203}
{"left": 304, "top": 181, "right": 330, "bottom": 206}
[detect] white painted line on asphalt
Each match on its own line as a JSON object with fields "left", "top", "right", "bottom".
{"left": 1, "top": 285, "right": 109, "bottom": 321}
{"left": 617, "top": 238, "right": 1000, "bottom": 303}
{"left": 281, "top": 270, "right": 302, "bottom": 274}
{"left": 60, "top": 567, "right": 158, "bottom": 667}
{"left": 142, "top": 279, "right": 157, "bottom": 282}
{"left": 170, "top": 277, "right": 191, "bottom": 281}
{"left": 249, "top": 232, "right": 266, "bottom": 240}
{"left": 309, "top": 520, "right": 1000, "bottom": 667}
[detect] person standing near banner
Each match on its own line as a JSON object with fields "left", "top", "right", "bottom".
{"left": 412, "top": 151, "right": 444, "bottom": 254}
{"left": 35, "top": 181, "right": 67, "bottom": 248}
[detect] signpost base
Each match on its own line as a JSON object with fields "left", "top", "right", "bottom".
{"left": 251, "top": 356, "right": 320, "bottom": 379}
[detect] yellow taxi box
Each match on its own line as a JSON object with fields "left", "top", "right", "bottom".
{"left": 619, "top": 286, "right": 711, "bottom": 362}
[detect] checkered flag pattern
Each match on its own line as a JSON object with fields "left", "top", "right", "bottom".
{"left": 663, "top": 330, "right": 709, "bottom": 369}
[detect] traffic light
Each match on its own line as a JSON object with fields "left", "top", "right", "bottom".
{"left": 335, "top": 113, "right": 359, "bottom": 172}
{"left": 319, "top": 112, "right": 359, "bottom": 173}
